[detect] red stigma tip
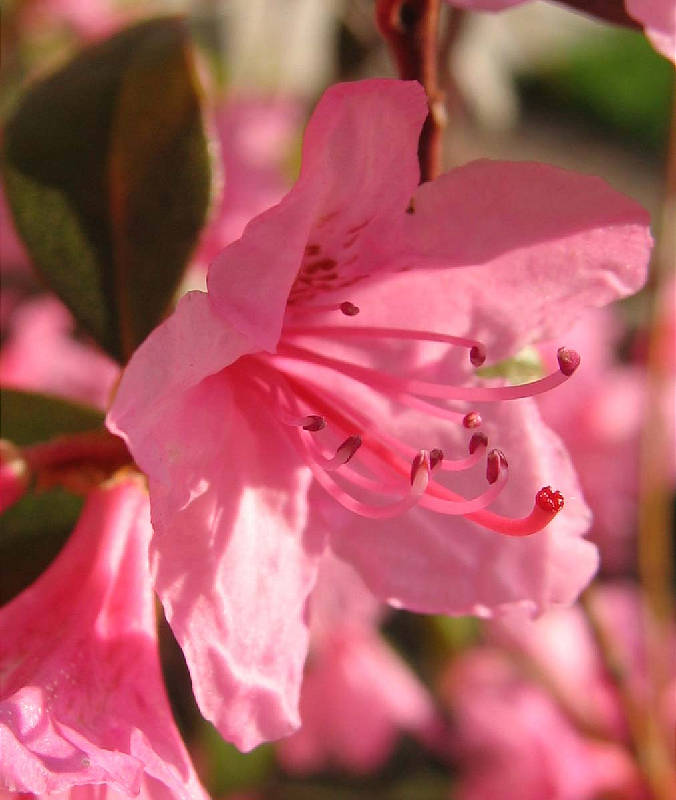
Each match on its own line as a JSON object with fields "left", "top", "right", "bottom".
{"left": 486, "top": 449, "right": 507, "bottom": 484}
{"left": 429, "top": 448, "right": 444, "bottom": 469}
{"left": 470, "top": 344, "right": 486, "bottom": 367}
{"left": 302, "top": 415, "right": 327, "bottom": 432}
{"left": 340, "top": 301, "right": 360, "bottom": 317}
{"left": 557, "top": 347, "right": 581, "bottom": 377}
{"left": 469, "top": 432, "right": 488, "bottom": 454}
{"left": 463, "top": 411, "right": 482, "bottom": 429}
{"left": 536, "top": 486, "right": 564, "bottom": 514}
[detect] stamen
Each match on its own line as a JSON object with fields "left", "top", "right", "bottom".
{"left": 486, "top": 449, "right": 508, "bottom": 485}
{"left": 469, "top": 432, "right": 488, "bottom": 453}
{"left": 410, "top": 450, "right": 432, "bottom": 491}
{"left": 557, "top": 347, "right": 581, "bottom": 377}
{"left": 298, "top": 440, "right": 433, "bottom": 519}
{"left": 463, "top": 412, "right": 482, "bottom": 429}
{"left": 326, "top": 435, "right": 362, "bottom": 469}
{"left": 301, "top": 415, "right": 327, "bottom": 432}
{"left": 420, "top": 452, "right": 508, "bottom": 515}
{"left": 282, "top": 324, "right": 485, "bottom": 364}
{"left": 274, "top": 343, "right": 580, "bottom": 402}
{"left": 286, "top": 301, "right": 360, "bottom": 317}
{"left": 340, "top": 301, "right": 360, "bottom": 317}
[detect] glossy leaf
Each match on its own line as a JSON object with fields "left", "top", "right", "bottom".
{"left": 3, "top": 17, "right": 211, "bottom": 361}
{"left": 0, "top": 388, "right": 104, "bottom": 447}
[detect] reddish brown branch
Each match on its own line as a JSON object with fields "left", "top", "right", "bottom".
{"left": 377, "top": 0, "right": 445, "bottom": 182}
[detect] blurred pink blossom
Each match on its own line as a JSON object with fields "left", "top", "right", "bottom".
{"left": 445, "top": 0, "right": 676, "bottom": 63}
{"left": 108, "top": 79, "right": 651, "bottom": 751}
{"left": 443, "top": 581, "right": 676, "bottom": 799}
{"left": 278, "top": 556, "right": 438, "bottom": 774}
{"left": 0, "top": 295, "right": 119, "bottom": 410}
{"left": 0, "top": 477, "right": 207, "bottom": 799}
{"left": 18, "top": 0, "right": 123, "bottom": 40}
{"left": 537, "top": 309, "right": 645, "bottom": 573}
{"left": 443, "top": 647, "right": 642, "bottom": 800}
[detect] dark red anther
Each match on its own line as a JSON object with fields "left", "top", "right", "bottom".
{"left": 410, "top": 450, "right": 429, "bottom": 486}
{"left": 302, "top": 415, "right": 327, "bottom": 432}
{"left": 463, "top": 411, "right": 482, "bottom": 429}
{"left": 469, "top": 344, "right": 487, "bottom": 367}
{"left": 340, "top": 301, "right": 360, "bottom": 317}
{"left": 486, "top": 449, "right": 508, "bottom": 484}
{"left": 557, "top": 347, "right": 581, "bottom": 377}
{"left": 337, "top": 435, "right": 362, "bottom": 464}
{"left": 536, "top": 486, "right": 564, "bottom": 513}
{"left": 469, "top": 432, "right": 488, "bottom": 454}
{"left": 429, "top": 448, "right": 444, "bottom": 469}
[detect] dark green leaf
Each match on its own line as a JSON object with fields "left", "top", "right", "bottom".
{"left": 0, "top": 488, "right": 83, "bottom": 605}
{"left": 0, "top": 387, "right": 104, "bottom": 446}
{"left": 3, "top": 17, "right": 211, "bottom": 362}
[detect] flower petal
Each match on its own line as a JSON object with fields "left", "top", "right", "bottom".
{"left": 324, "top": 397, "right": 597, "bottom": 617}
{"left": 326, "top": 160, "right": 650, "bottom": 363}
{"left": 207, "top": 79, "right": 428, "bottom": 351}
{"left": 147, "top": 374, "right": 321, "bottom": 751}
{"left": 0, "top": 478, "right": 207, "bottom": 799}
{"left": 107, "top": 290, "right": 253, "bottom": 484}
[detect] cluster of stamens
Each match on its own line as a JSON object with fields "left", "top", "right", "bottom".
{"left": 246, "top": 301, "right": 574, "bottom": 536}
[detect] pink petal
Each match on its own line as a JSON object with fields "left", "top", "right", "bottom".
{"left": 335, "top": 160, "right": 651, "bottom": 364}
{"left": 626, "top": 0, "right": 676, "bottom": 61}
{"left": 277, "top": 627, "right": 437, "bottom": 774}
{"left": 324, "top": 397, "right": 597, "bottom": 617}
{"left": 207, "top": 80, "right": 427, "bottom": 352}
{"left": 107, "top": 291, "right": 253, "bottom": 484}
{"left": 0, "top": 295, "right": 119, "bottom": 410}
{"left": 0, "top": 478, "right": 207, "bottom": 799}
{"left": 145, "top": 373, "right": 321, "bottom": 751}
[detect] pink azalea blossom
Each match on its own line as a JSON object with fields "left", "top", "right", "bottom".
{"left": 537, "top": 309, "right": 646, "bottom": 573}
{"left": 108, "top": 79, "right": 651, "bottom": 750}
{"left": 0, "top": 295, "right": 119, "bottom": 410}
{"left": 0, "top": 477, "right": 208, "bottom": 799}
{"left": 445, "top": 0, "right": 676, "bottom": 63}
{"left": 442, "top": 647, "right": 643, "bottom": 800}
{"left": 444, "top": 581, "right": 676, "bottom": 799}
{"left": 192, "top": 97, "right": 301, "bottom": 276}
{"left": 277, "top": 555, "right": 438, "bottom": 774}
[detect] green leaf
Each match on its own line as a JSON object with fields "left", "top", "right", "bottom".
{"left": 0, "top": 388, "right": 104, "bottom": 446}
{"left": 0, "top": 488, "right": 83, "bottom": 605}
{"left": 2, "top": 17, "right": 211, "bottom": 362}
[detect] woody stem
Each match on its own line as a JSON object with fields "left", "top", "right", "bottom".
{"left": 376, "top": 0, "right": 445, "bottom": 182}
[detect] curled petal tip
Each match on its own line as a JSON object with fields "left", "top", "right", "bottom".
{"left": 536, "top": 485, "right": 564, "bottom": 514}
{"left": 557, "top": 347, "right": 581, "bottom": 377}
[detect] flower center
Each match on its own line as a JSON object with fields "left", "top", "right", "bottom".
{"left": 244, "top": 302, "right": 576, "bottom": 536}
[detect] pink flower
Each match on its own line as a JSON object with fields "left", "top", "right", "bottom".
{"left": 442, "top": 648, "right": 642, "bottom": 800}
{"left": 537, "top": 309, "right": 646, "bottom": 573}
{"left": 193, "top": 97, "right": 301, "bottom": 274}
{"left": 0, "top": 295, "right": 119, "bottom": 410}
{"left": 277, "top": 556, "right": 438, "bottom": 774}
{"left": 444, "top": 581, "right": 676, "bottom": 799}
{"left": 0, "top": 477, "right": 207, "bottom": 799}
{"left": 444, "top": 0, "right": 676, "bottom": 63}
{"left": 108, "top": 79, "right": 651, "bottom": 750}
